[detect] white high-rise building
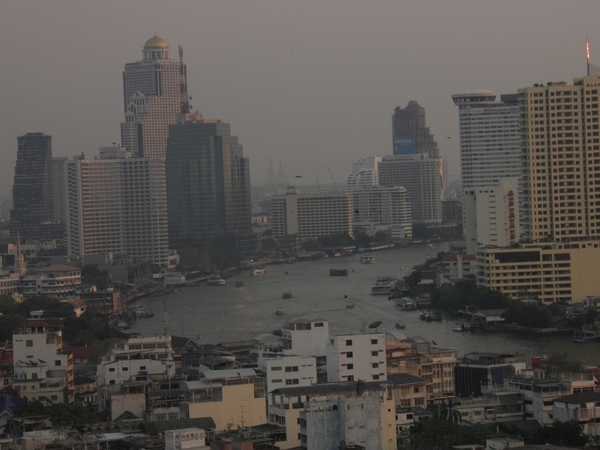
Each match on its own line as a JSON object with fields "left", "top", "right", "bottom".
{"left": 378, "top": 154, "right": 442, "bottom": 225}
{"left": 464, "top": 178, "right": 519, "bottom": 254}
{"left": 121, "top": 36, "right": 184, "bottom": 160}
{"left": 451, "top": 90, "right": 521, "bottom": 190}
{"left": 65, "top": 146, "right": 169, "bottom": 268}
{"left": 326, "top": 332, "right": 387, "bottom": 382}
{"left": 346, "top": 155, "right": 382, "bottom": 191}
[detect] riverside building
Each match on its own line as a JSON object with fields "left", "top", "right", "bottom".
{"left": 65, "top": 146, "right": 169, "bottom": 269}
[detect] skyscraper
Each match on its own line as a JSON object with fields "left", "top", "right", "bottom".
{"left": 392, "top": 101, "right": 440, "bottom": 158}
{"left": 10, "top": 133, "right": 56, "bottom": 239}
{"left": 165, "top": 112, "right": 252, "bottom": 250}
{"left": 65, "top": 146, "right": 169, "bottom": 268}
{"left": 121, "top": 36, "right": 184, "bottom": 160}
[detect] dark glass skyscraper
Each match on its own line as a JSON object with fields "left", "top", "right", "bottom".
{"left": 10, "top": 132, "right": 56, "bottom": 239}
{"left": 166, "top": 113, "right": 252, "bottom": 252}
{"left": 392, "top": 101, "right": 440, "bottom": 158}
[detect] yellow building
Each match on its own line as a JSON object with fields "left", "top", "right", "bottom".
{"left": 477, "top": 241, "right": 600, "bottom": 303}
{"left": 180, "top": 369, "right": 266, "bottom": 431}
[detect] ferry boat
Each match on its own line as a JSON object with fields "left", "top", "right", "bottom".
{"left": 395, "top": 322, "right": 405, "bottom": 330}
{"left": 330, "top": 269, "right": 348, "bottom": 276}
{"left": 251, "top": 267, "right": 267, "bottom": 276}
{"left": 282, "top": 291, "right": 292, "bottom": 299}
{"left": 394, "top": 298, "right": 418, "bottom": 311}
{"left": 360, "top": 256, "right": 375, "bottom": 264}
{"left": 207, "top": 278, "right": 226, "bottom": 286}
{"left": 371, "top": 285, "right": 393, "bottom": 295}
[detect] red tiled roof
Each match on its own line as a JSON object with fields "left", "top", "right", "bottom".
{"left": 26, "top": 322, "right": 50, "bottom": 328}
{"left": 63, "top": 345, "right": 89, "bottom": 359}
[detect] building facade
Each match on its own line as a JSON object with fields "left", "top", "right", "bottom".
{"left": 326, "top": 333, "right": 387, "bottom": 383}
{"left": 392, "top": 101, "right": 440, "bottom": 159}
{"left": 65, "top": 146, "right": 169, "bottom": 268}
{"left": 270, "top": 189, "right": 352, "bottom": 240}
{"left": 165, "top": 113, "right": 252, "bottom": 251}
{"left": 10, "top": 133, "right": 58, "bottom": 240}
{"left": 378, "top": 154, "right": 442, "bottom": 225}
{"left": 121, "top": 36, "right": 183, "bottom": 160}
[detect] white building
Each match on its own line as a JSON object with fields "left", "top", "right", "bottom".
{"left": 12, "top": 322, "right": 74, "bottom": 404}
{"left": 553, "top": 391, "right": 600, "bottom": 436}
{"left": 350, "top": 186, "right": 412, "bottom": 241}
{"left": 270, "top": 188, "right": 352, "bottom": 240}
{"left": 121, "top": 36, "right": 183, "bottom": 160}
{"left": 258, "top": 355, "right": 317, "bottom": 399}
{"left": 165, "top": 428, "right": 209, "bottom": 450}
{"left": 451, "top": 90, "right": 521, "bottom": 190}
{"left": 326, "top": 333, "right": 386, "bottom": 383}
{"left": 346, "top": 156, "right": 382, "bottom": 191}
{"left": 281, "top": 318, "right": 329, "bottom": 359}
{"left": 65, "top": 146, "right": 169, "bottom": 268}
{"left": 464, "top": 178, "right": 519, "bottom": 254}
{"left": 20, "top": 265, "right": 81, "bottom": 299}
{"left": 378, "top": 154, "right": 442, "bottom": 225}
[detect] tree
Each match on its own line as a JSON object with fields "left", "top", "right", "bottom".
{"left": 439, "top": 400, "right": 462, "bottom": 424}
{"left": 533, "top": 420, "right": 588, "bottom": 446}
{"left": 0, "top": 314, "right": 27, "bottom": 341}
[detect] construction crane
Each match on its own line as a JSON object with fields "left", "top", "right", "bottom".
{"left": 327, "top": 164, "right": 339, "bottom": 191}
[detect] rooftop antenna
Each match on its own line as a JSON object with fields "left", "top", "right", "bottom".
{"left": 587, "top": 37, "right": 591, "bottom": 76}
{"left": 179, "top": 46, "right": 190, "bottom": 114}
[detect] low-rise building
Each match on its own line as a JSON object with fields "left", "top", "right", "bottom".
{"left": 552, "top": 391, "right": 600, "bottom": 436}
{"left": 20, "top": 265, "right": 81, "bottom": 298}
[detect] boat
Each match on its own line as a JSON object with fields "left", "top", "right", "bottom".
{"left": 207, "top": 278, "right": 226, "bottom": 286}
{"left": 330, "top": 269, "right": 348, "bottom": 276}
{"left": 395, "top": 322, "right": 405, "bottom": 329}
{"left": 251, "top": 267, "right": 267, "bottom": 276}
{"left": 388, "top": 291, "right": 404, "bottom": 301}
{"left": 282, "top": 291, "right": 292, "bottom": 299}
{"left": 420, "top": 309, "right": 442, "bottom": 322}
{"left": 346, "top": 304, "right": 355, "bottom": 309}
{"left": 394, "top": 298, "right": 418, "bottom": 311}
{"left": 235, "top": 281, "right": 244, "bottom": 288}
{"left": 377, "top": 276, "right": 396, "bottom": 283}
{"left": 452, "top": 323, "right": 464, "bottom": 332}
{"left": 371, "top": 285, "right": 393, "bottom": 295}
{"left": 275, "top": 309, "right": 283, "bottom": 315}
{"left": 360, "top": 256, "right": 375, "bottom": 264}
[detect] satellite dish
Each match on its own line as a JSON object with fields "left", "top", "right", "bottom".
{"left": 369, "top": 321, "right": 382, "bottom": 329}
{"left": 356, "top": 380, "right": 365, "bottom": 395}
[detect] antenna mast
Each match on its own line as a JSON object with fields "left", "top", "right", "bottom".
{"left": 179, "top": 46, "right": 190, "bottom": 114}
{"left": 587, "top": 38, "right": 591, "bottom": 76}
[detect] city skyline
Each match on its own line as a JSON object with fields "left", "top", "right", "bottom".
{"left": 1, "top": 2, "right": 600, "bottom": 197}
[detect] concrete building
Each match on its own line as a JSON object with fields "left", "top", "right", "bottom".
{"left": 378, "top": 154, "right": 442, "bottom": 225}
{"left": 10, "top": 133, "right": 62, "bottom": 241}
{"left": 346, "top": 156, "right": 381, "bottom": 191}
{"left": 552, "top": 391, "right": 600, "bottom": 436}
{"left": 121, "top": 36, "right": 183, "bottom": 160}
{"left": 281, "top": 318, "right": 330, "bottom": 360}
{"left": 451, "top": 90, "right": 521, "bottom": 190}
{"left": 296, "top": 382, "right": 397, "bottom": 450}
{"left": 165, "top": 428, "right": 209, "bottom": 450}
{"left": 350, "top": 186, "right": 412, "bottom": 241}
{"left": 165, "top": 112, "right": 252, "bottom": 251}
{"left": 476, "top": 242, "right": 600, "bottom": 303}
{"left": 454, "top": 352, "right": 526, "bottom": 398}
{"left": 258, "top": 355, "right": 317, "bottom": 397}
{"left": 180, "top": 369, "right": 266, "bottom": 431}
{"left": 12, "top": 322, "right": 74, "bottom": 404}
{"left": 387, "top": 373, "right": 428, "bottom": 408}
{"left": 65, "top": 146, "right": 169, "bottom": 269}
{"left": 464, "top": 178, "right": 520, "bottom": 254}
{"left": 326, "top": 333, "right": 386, "bottom": 382}
{"left": 52, "top": 157, "right": 68, "bottom": 224}
{"left": 392, "top": 101, "right": 440, "bottom": 159}
{"left": 270, "top": 188, "right": 352, "bottom": 240}
{"left": 20, "top": 265, "right": 81, "bottom": 299}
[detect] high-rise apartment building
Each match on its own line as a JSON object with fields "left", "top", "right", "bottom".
{"left": 451, "top": 90, "right": 521, "bottom": 190}
{"left": 165, "top": 113, "right": 252, "bottom": 250}
{"left": 66, "top": 146, "right": 169, "bottom": 268}
{"left": 346, "top": 156, "right": 381, "bottom": 191}
{"left": 270, "top": 188, "right": 352, "bottom": 240}
{"left": 392, "top": 101, "right": 440, "bottom": 158}
{"left": 378, "top": 154, "right": 442, "bottom": 225}
{"left": 52, "top": 157, "right": 68, "bottom": 223}
{"left": 121, "top": 36, "right": 183, "bottom": 160}
{"left": 10, "top": 133, "right": 55, "bottom": 239}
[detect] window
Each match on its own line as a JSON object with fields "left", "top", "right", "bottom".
{"left": 140, "top": 366, "right": 146, "bottom": 370}
{"left": 373, "top": 374, "right": 380, "bottom": 380}
{"left": 347, "top": 364, "right": 354, "bottom": 370}
{"left": 109, "top": 368, "right": 115, "bottom": 372}
{"left": 371, "top": 339, "right": 378, "bottom": 345}
{"left": 271, "top": 366, "right": 282, "bottom": 371}
{"left": 347, "top": 376, "right": 354, "bottom": 381}
{"left": 26, "top": 340, "right": 33, "bottom": 347}
{"left": 372, "top": 363, "right": 379, "bottom": 368}
{"left": 32, "top": 373, "right": 38, "bottom": 380}
{"left": 55, "top": 360, "right": 62, "bottom": 366}
{"left": 122, "top": 367, "right": 129, "bottom": 371}
{"left": 346, "top": 339, "right": 353, "bottom": 346}
{"left": 346, "top": 352, "right": 353, "bottom": 358}
{"left": 272, "top": 379, "right": 282, "bottom": 383}
{"left": 109, "top": 380, "right": 115, "bottom": 385}
{"left": 50, "top": 395, "right": 58, "bottom": 401}
{"left": 285, "top": 366, "right": 299, "bottom": 372}
{"left": 371, "top": 351, "right": 378, "bottom": 356}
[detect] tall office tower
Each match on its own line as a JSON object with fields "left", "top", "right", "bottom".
{"left": 9, "top": 133, "right": 55, "bottom": 239}
{"left": 52, "top": 157, "right": 68, "bottom": 223}
{"left": 350, "top": 186, "right": 412, "bottom": 241}
{"left": 392, "top": 101, "right": 440, "bottom": 158}
{"left": 378, "top": 154, "right": 442, "bottom": 225}
{"left": 121, "top": 36, "right": 183, "bottom": 160}
{"left": 520, "top": 76, "right": 600, "bottom": 242}
{"left": 66, "top": 146, "right": 169, "bottom": 268}
{"left": 166, "top": 112, "right": 252, "bottom": 250}
{"left": 451, "top": 90, "right": 521, "bottom": 189}
{"left": 270, "top": 187, "right": 352, "bottom": 239}
{"left": 346, "top": 155, "right": 381, "bottom": 191}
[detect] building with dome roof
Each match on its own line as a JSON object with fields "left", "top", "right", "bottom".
{"left": 121, "top": 36, "right": 184, "bottom": 160}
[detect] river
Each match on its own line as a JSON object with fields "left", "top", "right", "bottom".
{"left": 129, "top": 244, "right": 600, "bottom": 366}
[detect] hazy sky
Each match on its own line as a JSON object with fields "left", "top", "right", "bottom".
{"left": 2, "top": 1, "right": 600, "bottom": 197}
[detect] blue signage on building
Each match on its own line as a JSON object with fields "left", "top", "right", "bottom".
{"left": 393, "top": 135, "right": 415, "bottom": 155}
